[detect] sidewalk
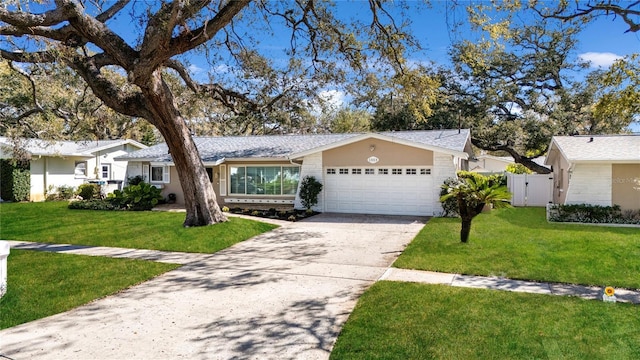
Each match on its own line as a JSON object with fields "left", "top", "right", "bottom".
{"left": 380, "top": 268, "right": 640, "bottom": 304}
{"left": 8, "top": 240, "right": 640, "bottom": 304}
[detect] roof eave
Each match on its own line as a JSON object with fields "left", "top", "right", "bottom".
{"left": 88, "top": 139, "right": 148, "bottom": 154}
{"left": 288, "top": 132, "right": 469, "bottom": 160}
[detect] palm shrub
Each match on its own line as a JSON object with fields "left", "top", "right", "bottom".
{"left": 299, "top": 176, "right": 323, "bottom": 210}
{"left": 440, "top": 175, "right": 512, "bottom": 243}
{"left": 107, "top": 182, "right": 162, "bottom": 211}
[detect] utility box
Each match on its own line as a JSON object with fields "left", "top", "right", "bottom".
{"left": 0, "top": 241, "right": 9, "bottom": 298}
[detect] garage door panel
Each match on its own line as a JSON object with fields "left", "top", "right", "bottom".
{"left": 324, "top": 167, "right": 434, "bottom": 216}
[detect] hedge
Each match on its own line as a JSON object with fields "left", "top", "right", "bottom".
{"left": 0, "top": 159, "right": 30, "bottom": 202}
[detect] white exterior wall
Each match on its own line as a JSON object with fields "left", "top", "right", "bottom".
{"left": 294, "top": 152, "right": 323, "bottom": 212}
{"left": 27, "top": 145, "right": 140, "bottom": 201}
{"left": 565, "top": 163, "right": 612, "bottom": 206}
{"left": 432, "top": 153, "right": 457, "bottom": 215}
{"left": 29, "top": 157, "right": 46, "bottom": 201}
{"left": 29, "top": 156, "right": 88, "bottom": 201}
{"left": 92, "top": 146, "right": 131, "bottom": 181}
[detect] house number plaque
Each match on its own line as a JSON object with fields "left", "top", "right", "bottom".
{"left": 367, "top": 156, "right": 379, "bottom": 164}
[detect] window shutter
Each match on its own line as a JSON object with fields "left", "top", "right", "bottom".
{"left": 219, "top": 165, "right": 227, "bottom": 196}
{"left": 142, "top": 164, "right": 149, "bottom": 182}
{"left": 163, "top": 166, "right": 170, "bottom": 183}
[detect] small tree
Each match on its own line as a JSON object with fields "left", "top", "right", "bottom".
{"left": 440, "top": 175, "right": 512, "bottom": 243}
{"left": 299, "top": 176, "right": 323, "bottom": 211}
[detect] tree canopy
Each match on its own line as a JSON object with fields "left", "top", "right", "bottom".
{"left": 0, "top": 0, "right": 418, "bottom": 226}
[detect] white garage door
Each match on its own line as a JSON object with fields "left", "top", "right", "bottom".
{"left": 324, "top": 167, "right": 434, "bottom": 216}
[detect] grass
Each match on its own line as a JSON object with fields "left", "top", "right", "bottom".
{"left": 331, "top": 282, "right": 640, "bottom": 359}
{"left": 394, "top": 207, "right": 640, "bottom": 289}
{"left": 0, "top": 201, "right": 278, "bottom": 253}
{"left": 0, "top": 249, "right": 179, "bottom": 329}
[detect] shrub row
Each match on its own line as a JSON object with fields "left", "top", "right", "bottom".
{"left": 69, "top": 181, "right": 162, "bottom": 211}
{"left": 548, "top": 204, "right": 640, "bottom": 225}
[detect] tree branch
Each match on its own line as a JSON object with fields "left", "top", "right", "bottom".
{"left": 169, "top": 0, "right": 251, "bottom": 56}
{"left": 470, "top": 138, "right": 551, "bottom": 174}
{"left": 54, "top": 0, "right": 138, "bottom": 69}
{"left": 66, "top": 54, "right": 150, "bottom": 119}
{"left": 0, "top": 4, "right": 72, "bottom": 27}
{"left": 537, "top": 1, "right": 640, "bottom": 33}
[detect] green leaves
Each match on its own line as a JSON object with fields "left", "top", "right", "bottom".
{"left": 106, "top": 182, "right": 163, "bottom": 211}
{"left": 299, "top": 176, "right": 323, "bottom": 210}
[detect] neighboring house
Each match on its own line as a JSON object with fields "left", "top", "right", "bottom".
{"left": 469, "top": 154, "right": 515, "bottom": 173}
{"left": 117, "top": 129, "right": 473, "bottom": 216}
{"left": 0, "top": 137, "right": 147, "bottom": 201}
{"left": 544, "top": 135, "right": 640, "bottom": 211}
{"left": 469, "top": 153, "right": 548, "bottom": 173}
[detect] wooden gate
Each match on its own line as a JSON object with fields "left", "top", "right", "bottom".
{"left": 507, "top": 174, "right": 554, "bottom": 207}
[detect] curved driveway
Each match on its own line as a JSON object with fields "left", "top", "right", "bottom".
{"left": 0, "top": 213, "right": 427, "bottom": 359}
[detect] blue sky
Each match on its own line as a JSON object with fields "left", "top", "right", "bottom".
{"left": 93, "top": 1, "right": 640, "bottom": 84}
{"left": 404, "top": 1, "right": 640, "bottom": 68}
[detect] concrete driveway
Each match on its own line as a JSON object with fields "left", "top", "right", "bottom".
{"left": 0, "top": 213, "right": 427, "bottom": 360}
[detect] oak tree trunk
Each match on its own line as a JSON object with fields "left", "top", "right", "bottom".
{"left": 142, "top": 71, "right": 226, "bottom": 226}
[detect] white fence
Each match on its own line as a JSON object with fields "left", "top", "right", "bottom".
{"left": 0, "top": 241, "right": 8, "bottom": 298}
{"left": 507, "top": 173, "right": 554, "bottom": 207}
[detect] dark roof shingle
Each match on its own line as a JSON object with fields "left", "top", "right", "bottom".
{"left": 118, "top": 129, "right": 471, "bottom": 162}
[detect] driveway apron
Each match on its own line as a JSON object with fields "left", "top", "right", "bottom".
{"left": 0, "top": 213, "right": 427, "bottom": 360}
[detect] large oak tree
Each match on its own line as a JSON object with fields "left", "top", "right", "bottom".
{"left": 0, "top": 0, "right": 416, "bottom": 226}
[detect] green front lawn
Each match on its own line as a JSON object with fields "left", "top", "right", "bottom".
{"left": 331, "top": 282, "right": 640, "bottom": 360}
{"left": 394, "top": 207, "right": 640, "bottom": 289}
{"left": 0, "top": 202, "right": 277, "bottom": 253}
{"left": 0, "top": 250, "right": 179, "bottom": 329}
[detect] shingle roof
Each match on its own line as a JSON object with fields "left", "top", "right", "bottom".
{"left": 118, "top": 129, "right": 471, "bottom": 163}
{"left": 0, "top": 137, "right": 145, "bottom": 157}
{"left": 548, "top": 135, "right": 640, "bottom": 162}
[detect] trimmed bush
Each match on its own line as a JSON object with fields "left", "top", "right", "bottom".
{"left": 58, "top": 185, "right": 76, "bottom": 200}
{"left": 439, "top": 177, "right": 460, "bottom": 217}
{"left": 127, "top": 175, "right": 144, "bottom": 186}
{"left": 77, "top": 183, "right": 101, "bottom": 200}
{"left": 548, "top": 204, "right": 640, "bottom": 225}
{"left": 0, "top": 159, "right": 30, "bottom": 202}
{"left": 299, "top": 176, "right": 323, "bottom": 210}
{"left": 46, "top": 185, "right": 76, "bottom": 201}
{"left": 68, "top": 199, "right": 119, "bottom": 211}
{"left": 107, "top": 182, "right": 162, "bottom": 211}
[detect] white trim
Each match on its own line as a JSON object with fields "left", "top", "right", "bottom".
{"left": 87, "top": 139, "right": 147, "bottom": 154}
{"left": 142, "top": 164, "right": 149, "bottom": 182}
{"left": 225, "top": 198, "right": 294, "bottom": 204}
{"left": 74, "top": 160, "right": 88, "bottom": 178}
{"left": 163, "top": 165, "right": 170, "bottom": 183}
{"left": 100, "top": 163, "right": 111, "bottom": 180}
{"left": 219, "top": 164, "right": 227, "bottom": 196}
